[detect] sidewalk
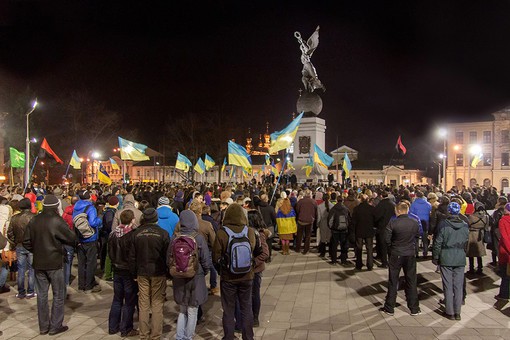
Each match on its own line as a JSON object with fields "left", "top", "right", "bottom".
{"left": 0, "top": 250, "right": 509, "bottom": 339}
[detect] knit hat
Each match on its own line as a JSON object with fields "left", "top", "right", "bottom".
{"left": 53, "top": 187, "right": 63, "bottom": 197}
{"left": 174, "top": 190, "right": 184, "bottom": 202}
{"left": 142, "top": 207, "right": 159, "bottom": 224}
{"left": 223, "top": 203, "right": 248, "bottom": 226}
{"left": 505, "top": 203, "right": 510, "bottom": 213}
{"left": 43, "top": 194, "right": 60, "bottom": 207}
{"left": 179, "top": 210, "right": 198, "bottom": 231}
{"left": 78, "top": 190, "right": 91, "bottom": 200}
{"left": 19, "top": 198, "right": 32, "bottom": 210}
{"left": 108, "top": 196, "right": 119, "bottom": 206}
{"left": 427, "top": 192, "right": 438, "bottom": 201}
{"left": 224, "top": 197, "right": 234, "bottom": 205}
{"left": 447, "top": 202, "right": 461, "bottom": 215}
{"left": 158, "top": 196, "right": 170, "bottom": 206}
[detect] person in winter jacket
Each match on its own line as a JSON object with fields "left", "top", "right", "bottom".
{"left": 108, "top": 209, "right": 139, "bottom": 338}
{"left": 61, "top": 196, "right": 78, "bottom": 286}
{"left": 73, "top": 190, "right": 102, "bottom": 293}
{"left": 112, "top": 193, "right": 143, "bottom": 230}
{"left": 490, "top": 196, "right": 508, "bottom": 266}
{"left": 352, "top": 195, "right": 376, "bottom": 270}
{"left": 410, "top": 191, "right": 432, "bottom": 258}
{"left": 23, "top": 195, "right": 77, "bottom": 336}
{"left": 466, "top": 202, "right": 488, "bottom": 274}
{"left": 257, "top": 194, "right": 276, "bottom": 260}
{"left": 317, "top": 193, "right": 334, "bottom": 258}
{"left": 495, "top": 203, "right": 510, "bottom": 301}
{"left": 374, "top": 191, "right": 396, "bottom": 268}
{"left": 294, "top": 189, "right": 317, "bottom": 254}
{"left": 327, "top": 194, "right": 351, "bottom": 265}
{"left": 168, "top": 210, "right": 212, "bottom": 340}
{"left": 433, "top": 202, "right": 469, "bottom": 321}
{"left": 101, "top": 196, "right": 119, "bottom": 280}
{"left": 156, "top": 196, "right": 179, "bottom": 237}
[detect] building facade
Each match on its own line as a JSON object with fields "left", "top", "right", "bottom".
{"left": 445, "top": 108, "right": 510, "bottom": 191}
{"left": 349, "top": 165, "right": 428, "bottom": 187}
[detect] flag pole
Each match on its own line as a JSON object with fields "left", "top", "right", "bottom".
{"left": 270, "top": 153, "right": 288, "bottom": 205}
{"left": 10, "top": 166, "right": 14, "bottom": 186}
{"left": 23, "top": 155, "right": 38, "bottom": 194}
{"left": 64, "top": 161, "right": 71, "bottom": 179}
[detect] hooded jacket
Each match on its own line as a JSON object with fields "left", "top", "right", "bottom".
{"left": 108, "top": 224, "right": 135, "bottom": 276}
{"left": 62, "top": 204, "right": 74, "bottom": 230}
{"left": 112, "top": 194, "right": 143, "bottom": 229}
{"left": 257, "top": 200, "right": 276, "bottom": 229}
{"left": 157, "top": 205, "right": 179, "bottom": 237}
{"left": 433, "top": 216, "right": 469, "bottom": 267}
{"left": 409, "top": 197, "right": 432, "bottom": 222}
{"left": 72, "top": 199, "right": 102, "bottom": 243}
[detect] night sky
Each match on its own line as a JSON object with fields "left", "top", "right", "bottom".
{"left": 2, "top": 1, "right": 510, "bottom": 170}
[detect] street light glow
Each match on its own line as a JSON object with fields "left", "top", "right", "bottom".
{"left": 470, "top": 144, "right": 482, "bottom": 155}
{"left": 32, "top": 100, "right": 38, "bottom": 109}
{"left": 437, "top": 128, "right": 447, "bottom": 138}
{"left": 439, "top": 154, "right": 445, "bottom": 159}
{"left": 92, "top": 151, "right": 101, "bottom": 159}
{"left": 453, "top": 145, "right": 460, "bottom": 151}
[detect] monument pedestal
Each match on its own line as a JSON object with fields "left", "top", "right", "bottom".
{"left": 292, "top": 116, "right": 328, "bottom": 182}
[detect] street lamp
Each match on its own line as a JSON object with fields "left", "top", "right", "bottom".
{"left": 437, "top": 128, "right": 447, "bottom": 191}
{"left": 24, "top": 99, "right": 38, "bottom": 189}
{"left": 91, "top": 151, "right": 101, "bottom": 182}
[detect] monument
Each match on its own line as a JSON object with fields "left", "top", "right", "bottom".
{"left": 292, "top": 26, "right": 329, "bottom": 181}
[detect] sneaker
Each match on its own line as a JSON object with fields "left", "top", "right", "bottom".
{"left": 26, "top": 293, "right": 37, "bottom": 299}
{"left": 121, "top": 329, "right": 139, "bottom": 337}
{"left": 91, "top": 285, "right": 102, "bottom": 293}
{"left": 328, "top": 261, "right": 338, "bottom": 265}
{"left": 49, "top": 325, "right": 69, "bottom": 335}
{"left": 379, "top": 307, "right": 394, "bottom": 316}
{"left": 454, "top": 314, "right": 461, "bottom": 320}
{"left": 410, "top": 310, "right": 422, "bottom": 316}
{"left": 15, "top": 293, "right": 26, "bottom": 299}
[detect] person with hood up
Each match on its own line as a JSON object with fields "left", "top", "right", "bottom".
{"left": 168, "top": 210, "right": 212, "bottom": 340}
{"left": 72, "top": 190, "right": 102, "bottom": 293}
{"left": 112, "top": 193, "right": 143, "bottom": 229}
{"left": 432, "top": 202, "right": 469, "bottom": 321}
{"left": 172, "top": 190, "right": 185, "bottom": 215}
{"left": 156, "top": 195, "right": 179, "bottom": 237}
{"left": 410, "top": 191, "right": 432, "bottom": 258}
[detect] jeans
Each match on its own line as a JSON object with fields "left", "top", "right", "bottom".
{"left": 498, "top": 263, "right": 510, "bottom": 299}
{"left": 176, "top": 305, "right": 198, "bottom": 340}
{"left": 0, "top": 262, "right": 9, "bottom": 287}
{"left": 16, "top": 246, "right": 35, "bottom": 296}
{"left": 440, "top": 266, "right": 465, "bottom": 315}
{"left": 209, "top": 250, "right": 217, "bottom": 289}
{"left": 77, "top": 241, "right": 98, "bottom": 290}
{"left": 34, "top": 269, "right": 66, "bottom": 333}
{"left": 384, "top": 254, "right": 419, "bottom": 313}
{"left": 137, "top": 275, "right": 166, "bottom": 340}
{"left": 421, "top": 220, "right": 430, "bottom": 257}
{"left": 295, "top": 223, "right": 312, "bottom": 253}
{"left": 108, "top": 274, "right": 138, "bottom": 334}
{"left": 63, "top": 245, "right": 74, "bottom": 286}
{"left": 221, "top": 280, "right": 253, "bottom": 340}
{"left": 235, "top": 272, "right": 262, "bottom": 328}
{"left": 355, "top": 237, "right": 374, "bottom": 269}
{"left": 330, "top": 232, "right": 349, "bottom": 263}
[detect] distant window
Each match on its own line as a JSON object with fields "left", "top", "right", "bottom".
{"left": 502, "top": 179, "right": 509, "bottom": 188}
{"left": 469, "top": 131, "right": 477, "bottom": 143}
{"left": 483, "top": 131, "right": 491, "bottom": 144}
{"left": 502, "top": 153, "right": 509, "bottom": 166}
{"left": 502, "top": 130, "right": 510, "bottom": 144}
{"left": 455, "top": 132, "right": 464, "bottom": 144}
{"left": 483, "top": 153, "right": 491, "bottom": 166}
{"left": 456, "top": 154, "right": 464, "bottom": 166}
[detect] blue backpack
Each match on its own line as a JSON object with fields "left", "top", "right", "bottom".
{"left": 223, "top": 226, "right": 253, "bottom": 274}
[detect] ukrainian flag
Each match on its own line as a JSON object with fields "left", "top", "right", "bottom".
{"left": 118, "top": 137, "right": 150, "bottom": 161}
{"left": 98, "top": 164, "right": 112, "bottom": 185}
{"left": 313, "top": 144, "right": 333, "bottom": 169}
{"left": 471, "top": 153, "right": 483, "bottom": 168}
{"left": 176, "top": 152, "right": 192, "bottom": 172}
{"left": 70, "top": 150, "right": 81, "bottom": 170}
{"left": 287, "top": 161, "right": 295, "bottom": 171}
{"left": 342, "top": 152, "right": 352, "bottom": 178}
{"left": 268, "top": 112, "right": 303, "bottom": 154}
{"left": 204, "top": 154, "right": 215, "bottom": 170}
{"left": 265, "top": 154, "right": 270, "bottom": 165}
{"left": 109, "top": 157, "right": 120, "bottom": 170}
{"left": 194, "top": 158, "right": 206, "bottom": 174}
{"left": 301, "top": 156, "right": 314, "bottom": 177}
{"left": 228, "top": 140, "right": 252, "bottom": 170}
{"left": 221, "top": 157, "right": 227, "bottom": 172}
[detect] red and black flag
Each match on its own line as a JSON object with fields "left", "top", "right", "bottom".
{"left": 39, "top": 138, "right": 64, "bottom": 164}
{"left": 395, "top": 135, "right": 407, "bottom": 155}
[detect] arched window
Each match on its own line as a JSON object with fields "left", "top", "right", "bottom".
{"left": 483, "top": 178, "right": 491, "bottom": 187}
{"left": 502, "top": 178, "right": 509, "bottom": 189}
{"left": 470, "top": 178, "right": 477, "bottom": 188}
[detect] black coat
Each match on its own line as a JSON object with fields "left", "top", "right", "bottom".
{"left": 23, "top": 208, "right": 77, "bottom": 271}
{"left": 385, "top": 214, "right": 420, "bottom": 256}
{"left": 352, "top": 202, "right": 376, "bottom": 238}
{"left": 258, "top": 201, "right": 276, "bottom": 228}
{"left": 129, "top": 223, "right": 170, "bottom": 277}
{"left": 374, "top": 198, "right": 395, "bottom": 231}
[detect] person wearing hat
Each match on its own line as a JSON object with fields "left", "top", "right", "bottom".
{"left": 7, "top": 198, "right": 36, "bottom": 299}
{"left": 495, "top": 203, "right": 510, "bottom": 301}
{"left": 168, "top": 210, "right": 211, "bottom": 340}
{"left": 22, "top": 194, "right": 78, "bottom": 335}
{"left": 128, "top": 207, "right": 170, "bottom": 340}
{"left": 432, "top": 202, "right": 469, "bottom": 320}
{"left": 72, "top": 190, "right": 103, "bottom": 293}
{"left": 156, "top": 195, "right": 179, "bottom": 237}
{"left": 101, "top": 196, "right": 120, "bottom": 281}
{"left": 467, "top": 202, "right": 489, "bottom": 274}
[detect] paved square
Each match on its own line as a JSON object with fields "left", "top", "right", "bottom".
{"left": 0, "top": 250, "right": 509, "bottom": 339}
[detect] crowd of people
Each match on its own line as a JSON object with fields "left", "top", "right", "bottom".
{"left": 0, "top": 180, "right": 509, "bottom": 339}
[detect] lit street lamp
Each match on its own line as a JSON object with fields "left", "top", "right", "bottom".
{"left": 24, "top": 99, "right": 38, "bottom": 189}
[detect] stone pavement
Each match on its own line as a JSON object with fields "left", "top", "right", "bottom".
{"left": 0, "top": 250, "right": 509, "bottom": 340}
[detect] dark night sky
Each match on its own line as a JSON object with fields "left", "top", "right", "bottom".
{"left": 2, "top": 1, "right": 510, "bottom": 168}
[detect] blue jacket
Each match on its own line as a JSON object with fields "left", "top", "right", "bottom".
{"left": 157, "top": 205, "right": 179, "bottom": 237}
{"left": 72, "top": 200, "right": 102, "bottom": 243}
{"left": 410, "top": 198, "right": 432, "bottom": 223}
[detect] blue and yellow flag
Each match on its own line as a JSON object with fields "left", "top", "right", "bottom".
{"left": 342, "top": 152, "right": 352, "bottom": 178}
{"left": 118, "top": 137, "right": 150, "bottom": 161}
{"left": 268, "top": 112, "right": 303, "bottom": 154}
{"left": 194, "top": 158, "right": 206, "bottom": 174}
{"left": 98, "top": 164, "right": 112, "bottom": 185}
{"left": 221, "top": 157, "right": 227, "bottom": 172}
{"left": 313, "top": 144, "right": 333, "bottom": 169}
{"left": 176, "top": 152, "right": 192, "bottom": 172}
{"left": 204, "top": 154, "right": 215, "bottom": 170}
{"left": 301, "top": 156, "right": 314, "bottom": 177}
{"left": 241, "top": 167, "right": 249, "bottom": 178}
{"left": 69, "top": 150, "right": 81, "bottom": 170}
{"left": 265, "top": 153, "right": 270, "bottom": 165}
{"left": 228, "top": 140, "right": 252, "bottom": 170}
{"left": 229, "top": 165, "right": 235, "bottom": 178}
{"left": 287, "top": 160, "right": 295, "bottom": 171}
{"left": 471, "top": 153, "right": 483, "bottom": 168}
{"left": 109, "top": 157, "right": 120, "bottom": 170}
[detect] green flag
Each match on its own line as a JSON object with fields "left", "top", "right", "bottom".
{"left": 9, "top": 147, "right": 25, "bottom": 168}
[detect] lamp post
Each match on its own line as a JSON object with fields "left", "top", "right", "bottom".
{"left": 438, "top": 155, "right": 445, "bottom": 189}
{"left": 24, "top": 100, "right": 38, "bottom": 188}
{"left": 453, "top": 144, "right": 460, "bottom": 189}
{"left": 437, "top": 128, "right": 447, "bottom": 191}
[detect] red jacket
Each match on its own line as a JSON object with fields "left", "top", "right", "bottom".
{"left": 25, "top": 192, "right": 37, "bottom": 214}
{"left": 498, "top": 215, "right": 510, "bottom": 265}
{"left": 63, "top": 205, "right": 74, "bottom": 230}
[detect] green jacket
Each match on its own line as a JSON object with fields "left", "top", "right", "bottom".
{"left": 432, "top": 216, "right": 469, "bottom": 267}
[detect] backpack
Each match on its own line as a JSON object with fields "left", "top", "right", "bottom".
{"left": 73, "top": 205, "right": 95, "bottom": 239}
{"left": 168, "top": 232, "right": 199, "bottom": 279}
{"left": 329, "top": 208, "right": 348, "bottom": 232}
{"left": 223, "top": 226, "right": 253, "bottom": 274}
